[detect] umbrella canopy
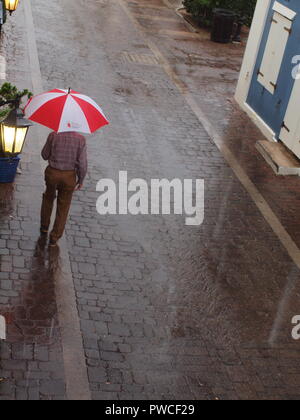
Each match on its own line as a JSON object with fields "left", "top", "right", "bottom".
{"left": 24, "top": 89, "right": 109, "bottom": 134}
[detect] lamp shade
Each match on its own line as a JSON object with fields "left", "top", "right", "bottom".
{"left": 0, "top": 108, "right": 32, "bottom": 156}
{"left": 4, "top": 0, "right": 19, "bottom": 13}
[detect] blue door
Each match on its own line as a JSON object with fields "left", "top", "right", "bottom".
{"left": 247, "top": 0, "right": 300, "bottom": 139}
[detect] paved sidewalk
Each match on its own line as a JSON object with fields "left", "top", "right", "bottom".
{"left": 0, "top": 5, "right": 66, "bottom": 400}
{"left": 1, "top": 0, "right": 300, "bottom": 401}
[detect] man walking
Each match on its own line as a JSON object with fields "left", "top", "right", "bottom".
{"left": 40, "top": 131, "right": 87, "bottom": 247}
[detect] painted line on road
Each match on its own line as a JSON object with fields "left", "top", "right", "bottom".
{"left": 0, "top": 55, "right": 6, "bottom": 80}
{"left": 23, "top": 0, "right": 91, "bottom": 401}
{"left": 132, "top": 13, "right": 181, "bottom": 23}
{"left": 162, "top": 0, "right": 183, "bottom": 9}
{"left": 0, "top": 315, "right": 6, "bottom": 340}
{"left": 126, "top": 1, "right": 168, "bottom": 10}
{"left": 144, "top": 28, "right": 202, "bottom": 38}
{"left": 117, "top": 0, "right": 300, "bottom": 274}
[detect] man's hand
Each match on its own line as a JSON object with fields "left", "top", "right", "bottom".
{"left": 75, "top": 184, "right": 83, "bottom": 191}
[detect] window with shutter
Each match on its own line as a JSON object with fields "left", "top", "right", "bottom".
{"left": 257, "top": 2, "right": 295, "bottom": 95}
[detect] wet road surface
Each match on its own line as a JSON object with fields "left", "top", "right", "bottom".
{"left": 1, "top": 0, "right": 300, "bottom": 400}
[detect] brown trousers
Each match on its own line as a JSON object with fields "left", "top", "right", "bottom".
{"left": 41, "top": 166, "right": 77, "bottom": 242}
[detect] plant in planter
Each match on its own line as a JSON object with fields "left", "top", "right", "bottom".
{"left": 0, "top": 82, "right": 32, "bottom": 155}
{"left": 223, "top": 0, "right": 256, "bottom": 26}
{"left": 183, "top": 0, "right": 220, "bottom": 27}
{"left": 183, "top": 0, "right": 256, "bottom": 28}
{"left": 0, "top": 82, "right": 32, "bottom": 118}
{"left": 0, "top": 83, "right": 33, "bottom": 183}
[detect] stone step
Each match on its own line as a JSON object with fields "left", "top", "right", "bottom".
{"left": 256, "top": 140, "right": 300, "bottom": 176}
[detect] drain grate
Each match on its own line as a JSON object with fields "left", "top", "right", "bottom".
{"left": 122, "top": 51, "right": 161, "bottom": 66}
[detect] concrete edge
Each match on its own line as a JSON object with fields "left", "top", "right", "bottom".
{"left": 238, "top": 101, "right": 276, "bottom": 143}
{"left": 256, "top": 141, "right": 300, "bottom": 176}
{"left": 175, "top": 7, "right": 200, "bottom": 34}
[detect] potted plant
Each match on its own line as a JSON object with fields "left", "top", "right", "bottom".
{"left": 183, "top": 0, "right": 256, "bottom": 28}
{"left": 0, "top": 82, "right": 33, "bottom": 183}
{"left": 183, "top": 0, "right": 218, "bottom": 27}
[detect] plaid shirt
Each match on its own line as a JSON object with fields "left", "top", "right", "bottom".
{"left": 42, "top": 131, "right": 88, "bottom": 184}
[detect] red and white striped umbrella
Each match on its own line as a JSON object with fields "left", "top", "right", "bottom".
{"left": 24, "top": 89, "right": 109, "bottom": 134}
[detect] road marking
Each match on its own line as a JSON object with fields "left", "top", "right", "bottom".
{"left": 143, "top": 28, "right": 202, "bottom": 38}
{"left": 0, "top": 315, "right": 6, "bottom": 340}
{"left": 127, "top": 1, "right": 167, "bottom": 10}
{"left": 23, "top": 0, "right": 91, "bottom": 401}
{"left": 162, "top": 0, "right": 182, "bottom": 8}
{"left": 117, "top": 0, "right": 300, "bottom": 276}
{"left": 132, "top": 13, "right": 180, "bottom": 23}
{"left": 0, "top": 55, "right": 6, "bottom": 80}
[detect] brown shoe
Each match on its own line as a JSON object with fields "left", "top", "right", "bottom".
{"left": 49, "top": 239, "right": 58, "bottom": 247}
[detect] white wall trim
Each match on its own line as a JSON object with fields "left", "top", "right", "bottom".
{"left": 272, "top": 1, "right": 296, "bottom": 20}
{"left": 240, "top": 101, "right": 276, "bottom": 142}
{"left": 235, "top": 0, "right": 273, "bottom": 106}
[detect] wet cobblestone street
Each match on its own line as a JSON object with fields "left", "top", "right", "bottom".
{"left": 1, "top": 0, "right": 300, "bottom": 400}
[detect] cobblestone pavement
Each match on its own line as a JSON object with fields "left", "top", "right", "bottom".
{"left": 0, "top": 5, "right": 66, "bottom": 400}
{"left": 1, "top": 0, "right": 300, "bottom": 400}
